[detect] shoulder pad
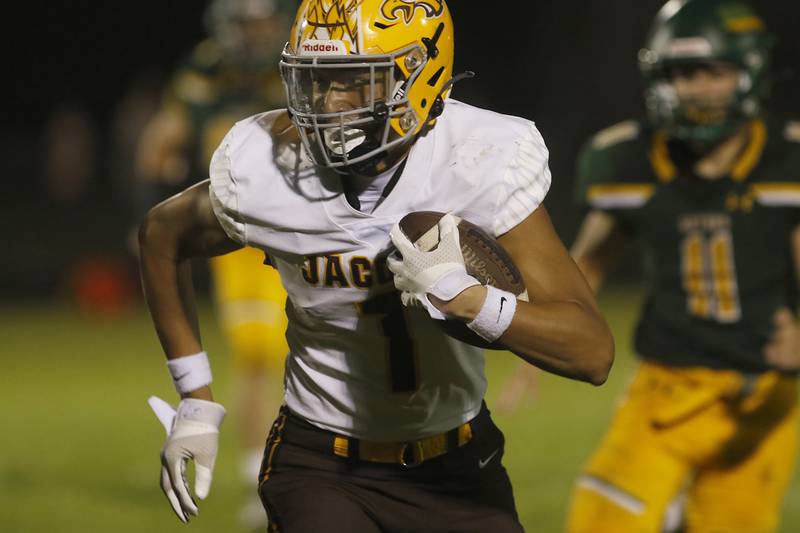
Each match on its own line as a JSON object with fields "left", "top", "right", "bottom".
{"left": 171, "top": 69, "right": 215, "bottom": 105}
{"left": 589, "top": 120, "right": 641, "bottom": 150}
{"left": 190, "top": 39, "right": 224, "bottom": 70}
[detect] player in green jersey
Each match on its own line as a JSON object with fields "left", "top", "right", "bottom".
{"left": 467, "top": 0, "right": 800, "bottom": 528}
{"left": 563, "top": 1, "right": 800, "bottom": 531}
{"left": 136, "top": 0, "right": 288, "bottom": 194}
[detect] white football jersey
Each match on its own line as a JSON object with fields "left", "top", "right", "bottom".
{"left": 209, "top": 99, "right": 551, "bottom": 441}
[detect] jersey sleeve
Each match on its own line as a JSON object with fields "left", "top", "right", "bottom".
{"left": 574, "top": 140, "right": 611, "bottom": 208}
{"left": 751, "top": 120, "right": 800, "bottom": 226}
{"left": 493, "top": 123, "right": 552, "bottom": 236}
{"left": 573, "top": 141, "right": 637, "bottom": 232}
{"left": 573, "top": 121, "right": 653, "bottom": 228}
{"left": 208, "top": 129, "right": 247, "bottom": 245}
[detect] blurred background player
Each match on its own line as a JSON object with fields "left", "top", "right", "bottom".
{"left": 134, "top": 0, "right": 292, "bottom": 527}
{"left": 560, "top": 1, "right": 800, "bottom": 531}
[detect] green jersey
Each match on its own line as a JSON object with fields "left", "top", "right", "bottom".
{"left": 576, "top": 118, "right": 800, "bottom": 372}
{"left": 165, "top": 38, "right": 285, "bottom": 170}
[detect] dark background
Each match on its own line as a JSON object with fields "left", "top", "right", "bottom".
{"left": 3, "top": 0, "right": 799, "bottom": 299}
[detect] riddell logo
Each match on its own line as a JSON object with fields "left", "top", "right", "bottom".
{"left": 299, "top": 39, "right": 347, "bottom": 56}
{"left": 302, "top": 43, "right": 337, "bottom": 52}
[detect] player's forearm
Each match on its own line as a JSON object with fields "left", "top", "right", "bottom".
{"left": 441, "top": 286, "right": 614, "bottom": 385}
{"left": 138, "top": 208, "right": 204, "bottom": 360}
{"left": 177, "top": 261, "right": 201, "bottom": 341}
{"left": 502, "top": 299, "right": 614, "bottom": 385}
{"left": 574, "top": 257, "right": 607, "bottom": 294}
{"left": 570, "top": 210, "right": 626, "bottom": 293}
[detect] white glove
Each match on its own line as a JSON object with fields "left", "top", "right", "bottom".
{"left": 148, "top": 396, "right": 226, "bottom": 523}
{"left": 388, "top": 213, "right": 480, "bottom": 319}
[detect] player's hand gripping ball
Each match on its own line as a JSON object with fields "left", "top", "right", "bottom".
{"left": 389, "top": 211, "right": 527, "bottom": 349}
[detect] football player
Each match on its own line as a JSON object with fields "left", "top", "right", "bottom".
{"left": 139, "top": 1, "right": 614, "bottom": 531}
{"left": 563, "top": 1, "right": 800, "bottom": 532}
{"left": 134, "top": 0, "right": 291, "bottom": 527}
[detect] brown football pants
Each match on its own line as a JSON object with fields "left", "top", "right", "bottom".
{"left": 258, "top": 404, "right": 524, "bottom": 533}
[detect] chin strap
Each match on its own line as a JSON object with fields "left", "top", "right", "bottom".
{"left": 427, "top": 70, "right": 476, "bottom": 122}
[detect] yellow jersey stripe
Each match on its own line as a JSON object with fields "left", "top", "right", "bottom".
{"left": 731, "top": 119, "right": 767, "bottom": 181}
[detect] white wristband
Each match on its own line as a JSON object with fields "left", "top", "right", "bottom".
{"left": 467, "top": 286, "right": 517, "bottom": 342}
{"left": 166, "top": 352, "right": 213, "bottom": 394}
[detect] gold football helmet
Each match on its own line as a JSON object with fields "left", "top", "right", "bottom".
{"left": 280, "top": 0, "right": 455, "bottom": 168}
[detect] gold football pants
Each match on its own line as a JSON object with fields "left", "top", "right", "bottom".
{"left": 566, "top": 361, "right": 798, "bottom": 533}
{"left": 209, "top": 247, "right": 288, "bottom": 372}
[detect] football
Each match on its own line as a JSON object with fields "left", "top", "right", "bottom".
{"left": 397, "top": 211, "right": 527, "bottom": 349}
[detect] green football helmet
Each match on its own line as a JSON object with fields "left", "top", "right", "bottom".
{"left": 204, "top": 0, "right": 293, "bottom": 67}
{"left": 638, "top": 0, "right": 773, "bottom": 145}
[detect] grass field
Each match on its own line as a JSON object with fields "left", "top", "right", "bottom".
{"left": 1, "top": 286, "right": 798, "bottom": 532}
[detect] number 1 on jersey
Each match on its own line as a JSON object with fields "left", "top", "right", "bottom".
{"left": 359, "top": 291, "right": 418, "bottom": 393}
{"left": 680, "top": 228, "right": 741, "bottom": 323}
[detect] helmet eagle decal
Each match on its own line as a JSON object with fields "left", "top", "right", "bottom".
{"left": 300, "top": 0, "right": 362, "bottom": 52}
